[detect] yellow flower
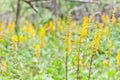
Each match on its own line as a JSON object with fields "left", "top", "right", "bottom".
{"left": 57, "top": 20, "right": 63, "bottom": 30}
{"left": 35, "top": 44, "right": 40, "bottom": 61}
{"left": 49, "top": 21, "right": 56, "bottom": 33}
{"left": 11, "top": 35, "right": 18, "bottom": 43}
{"left": 8, "top": 21, "right": 15, "bottom": 34}
{"left": 82, "top": 16, "right": 89, "bottom": 27}
{"left": 103, "top": 60, "right": 108, "bottom": 66}
{"left": 64, "top": 21, "right": 72, "bottom": 52}
{"left": 102, "top": 14, "right": 109, "bottom": 24}
{"left": 0, "top": 22, "right": 4, "bottom": 32}
{"left": 30, "top": 28, "right": 36, "bottom": 38}
{"left": 19, "top": 35, "right": 26, "bottom": 43}
{"left": 35, "top": 45, "right": 40, "bottom": 52}
{"left": 104, "top": 27, "right": 109, "bottom": 36}
{"left": 39, "top": 27, "right": 46, "bottom": 41}
{"left": 23, "top": 26, "right": 29, "bottom": 33}
{"left": 98, "top": 23, "right": 103, "bottom": 29}
{"left": 112, "top": 15, "right": 117, "bottom": 24}
{"left": 116, "top": 51, "right": 120, "bottom": 66}
{"left": 92, "top": 31, "right": 101, "bottom": 54}
{"left": 81, "top": 27, "right": 87, "bottom": 39}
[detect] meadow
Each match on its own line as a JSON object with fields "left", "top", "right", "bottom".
{"left": 0, "top": 0, "right": 120, "bottom": 80}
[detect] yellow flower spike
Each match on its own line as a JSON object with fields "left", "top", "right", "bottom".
{"left": 81, "top": 27, "right": 87, "bottom": 39}
{"left": 11, "top": 35, "right": 18, "bottom": 43}
{"left": 92, "top": 31, "right": 101, "bottom": 54}
{"left": 0, "top": 22, "right": 4, "bottom": 32}
{"left": 116, "top": 51, "right": 120, "bottom": 66}
{"left": 112, "top": 15, "right": 117, "bottom": 24}
{"left": 98, "top": 23, "right": 104, "bottom": 29}
{"left": 8, "top": 21, "right": 15, "bottom": 34}
{"left": 82, "top": 16, "right": 89, "bottom": 27}
{"left": 19, "top": 35, "right": 26, "bottom": 43}
{"left": 23, "top": 26, "right": 29, "bottom": 33}
{"left": 103, "top": 60, "right": 108, "bottom": 67}
{"left": 30, "top": 28, "right": 36, "bottom": 38}
{"left": 49, "top": 21, "right": 56, "bottom": 33}
{"left": 102, "top": 14, "right": 109, "bottom": 24}
{"left": 104, "top": 27, "right": 109, "bottom": 37}
{"left": 35, "top": 45, "right": 40, "bottom": 53}
{"left": 39, "top": 27, "right": 46, "bottom": 41}
{"left": 57, "top": 20, "right": 63, "bottom": 31}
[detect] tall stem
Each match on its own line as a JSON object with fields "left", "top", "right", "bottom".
{"left": 66, "top": 51, "right": 68, "bottom": 80}
{"left": 88, "top": 54, "right": 94, "bottom": 80}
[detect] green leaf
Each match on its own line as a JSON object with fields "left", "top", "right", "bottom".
{"left": 108, "top": 70, "right": 115, "bottom": 77}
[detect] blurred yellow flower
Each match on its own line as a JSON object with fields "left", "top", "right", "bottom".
{"left": 98, "top": 23, "right": 103, "bottom": 29}
{"left": 81, "top": 27, "right": 87, "bottom": 39}
{"left": 30, "top": 28, "right": 36, "bottom": 38}
{"left": 8, "top": 21, "right": 15, "bottom": 34}
{"left": 11, "top": 35, "right": 18, "bottom": 43}
{"left": 92, "top": 31, "right": 101, "bottom": 54}
{"left": 35, "top": 45, "right": 40, "bottom": 52}
{"left": 39, "top": 27, "right": 46, "bottom": 41}
{"left": 104, "top": 27, "right": 109, "bottom": 36}
{"left": 0, "top": 22, "right": 4, "bottom": 32}
{"left": 82, "top": 16, "right": 89, "bottom": 27}
{"left": 19, "top": 35, "right": 26, "bottom": 43}
{"left": 112, "top": 15, "right": 117, "bottom": 24}
{"left": 116, "top": 51, "right": 120, "bottom": 66}
{"left": 57, "top": 20, "right": 63, "bottom": 30}
{"left": 102, "top": 14, "right": 109, "bottom": 24}
{"left": 49, "top": 21, "right": 56, "bottom": 33}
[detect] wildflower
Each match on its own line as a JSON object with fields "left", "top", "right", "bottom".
{"left": 92, "top": 31, "right": 101, "bottom": 54}
{"left": 112, "top": 15, "right": 117, "bottom": 24}
{"left": 57, "top": 20, "right": 63, "bottom": 31}
{"left": 39, "top": 27, "right": 46, "bottom": 41}
{"left": 82, "top": 16, "right": 89, "bottom": 27}
{"left": 11, "top": 35, "right": 18, "bottom": 43}
{"left": 0, "top": 22, "right": 4, "bottom": 32}
{"left": 35, "top": 45, "right": 40, "bottom": 53}
{"left": 98, "top": 23, "right": 103, "bottom": 29}
{"left": 81, "top": 27, "right": 87, "bottom": 39}
{"left": 81, "top": 16, "right": 89, "bottom": 39}
{"left": 30, "top": 28, "right": 36, "bottom": 38}
{"left": 116, "top": 51, "right": 120, "bottom": 66}
{"left": 11, "top": 35, "right": 18, "bottom": 57}
{"left": 102, "top": 14, "right": 109, "bottom": 24}
{"left": 49, "top": 21, "right": 56, "bottom": 33}
{"left": 104, "top": 27, "right": 109, "bottom": 37}
{"left": 19, "top": 35, "right": 26, "bottom": 43}
{"left": 8, "top": 21, "right": 15, "bottom": 35}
